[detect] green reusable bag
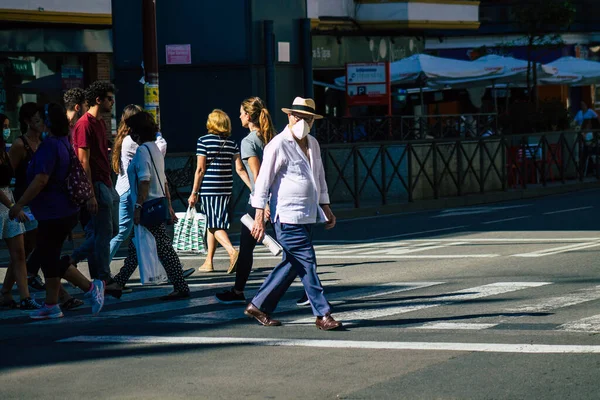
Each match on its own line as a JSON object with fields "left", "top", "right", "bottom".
{"left": 172, "top": 206, "right": 207, "bottom": 254}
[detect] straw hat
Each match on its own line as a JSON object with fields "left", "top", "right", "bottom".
{"left": 281, "top": 97, "right": 323, "bottom": 119}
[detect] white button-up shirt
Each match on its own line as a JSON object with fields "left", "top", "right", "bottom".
{"left": 251, "top": 126, "right": 330, "bottom": 225}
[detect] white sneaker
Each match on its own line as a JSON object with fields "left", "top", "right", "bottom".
{"left": 30, "top": 304, "right": 64, "bottom": 320}
{"left": 86, "top": 279, "right": 105, "bottom": 316}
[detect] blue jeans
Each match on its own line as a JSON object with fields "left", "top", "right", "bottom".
{"left": 251, "top": 220, "right": 330, "bottom": 317}
{"left": 109, "top": 190, "right": 134, "bottom": 262}
{"left": 71, "top": 182, "right": 119, "bottom": 280}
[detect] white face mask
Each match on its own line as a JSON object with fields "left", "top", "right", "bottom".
{"left": 2, "top": 128, "right": 10, "bottom": 140}
{"left": 291, "top": 118, "right": 310, "bottom": 140}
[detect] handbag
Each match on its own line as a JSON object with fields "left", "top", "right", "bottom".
{"left": 138, "top": 144, "right": 171, "bottom": 227}
{"left": 133, "top": 224, "right": 168, "bottom": 285}
{"left": 172, "top": 206, "right": 207, "bottom": 254}
{"left": 58, "top": 140, "right": 93, "bottom": 206}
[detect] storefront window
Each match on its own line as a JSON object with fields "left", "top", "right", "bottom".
{"left": 0, "top": 54, "right": 91, "bottom": 142}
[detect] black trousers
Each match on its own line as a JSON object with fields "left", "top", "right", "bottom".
{"left": 234, "top": 204, "right": 260, "bottom": 292}
{"left": 37, "top": 213, "right": 79, "bottom": 279}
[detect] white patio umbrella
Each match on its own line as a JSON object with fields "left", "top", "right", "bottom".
{"left": 430, "top": 55, "right": 559, "bottom": 112}
{"left": 334, "top": 54, "right": 504, "bottom": 110}
{"left": 543, "top": 56, "right": 600, "bottom": 85}
{"left": 431, "top": 55, "right": 558, "bottom": 89}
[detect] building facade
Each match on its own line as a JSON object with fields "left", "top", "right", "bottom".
{"left": 113, "top": 0, "right": 310, "bottom": 152}
{"left": 307, "top": 0, "right": 481, "bottom": 117}
{"left": 0, "top": 0, "right": 113, "bottom": 137}
{"left": 425, "top": 0, "right": 600, "bottom": 112}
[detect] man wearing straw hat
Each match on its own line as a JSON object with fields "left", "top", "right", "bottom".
{"left": 245, "top": 97, "right": 342, "bottom": 331}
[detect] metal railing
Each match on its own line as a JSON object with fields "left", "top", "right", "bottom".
{"left": 314, "top": 113, "right": 498, "bottom": 144}
{"left": 164, "top": 130, "right": 599, "bottom": 213}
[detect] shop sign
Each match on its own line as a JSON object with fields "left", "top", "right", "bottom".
{"left": 61, "top": 65, "right": 84, "bottom": 90}
{"left": 346, "top": 62, "right": 390, "bottom": 107}
{"left": 313, "top": 36, "right": 423, "bottom": 69}
{"left": 10, "top": 59, "right": 34, "bottom": 78}
{"left": 166, "top": 44, "right": 192, "bottom": 65}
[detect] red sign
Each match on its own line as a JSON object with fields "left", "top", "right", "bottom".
{"left": 166, "top": 44, "right": 192, "bottom": 65}
{"left": 346, "top": 62, "right": 390, "bottom": 107}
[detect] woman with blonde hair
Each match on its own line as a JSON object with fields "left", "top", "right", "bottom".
{"left": 216, "top": 97, "right": 276, "bottom": 304}
{"left": 189, "top": 109, "right": 252, "bottom": 273}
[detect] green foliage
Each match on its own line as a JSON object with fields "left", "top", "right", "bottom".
{"left": 512, "top": 0, "right": 576, "bottom": 42}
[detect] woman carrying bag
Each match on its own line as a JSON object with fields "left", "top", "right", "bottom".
{"left": 106, "top": 111, "right": 190, "bottom": 300}
{"left": 9, "top": 103, "right": 105, "bottom": 319}
{"left": 188, "top": 109, "right": 252, "bottom": 273}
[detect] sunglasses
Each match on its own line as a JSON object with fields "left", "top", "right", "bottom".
{"left": 291, "top": 113, "right": 314, "bottom": 123}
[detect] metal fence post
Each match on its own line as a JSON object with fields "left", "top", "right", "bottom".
{"left": 432, "top": 141, "right": 439, "bottom": 199}
{"left": 381, "top": 145, "right": 387, "bottom": 205}
{"left": 479, "top": 139, "right": 485, "bottom": 193}
{"left": 407, "top": 143, "right": 413, "bottom": 202}
{"left": 456, "top": 140, "right": 463, "bottom": 196}
{"left": 353, "top": 147, "right": 360, "bottom": 208}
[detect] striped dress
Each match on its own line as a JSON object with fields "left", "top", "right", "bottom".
{"left": 196, "top": 134, "right": 240, "bottom": 229}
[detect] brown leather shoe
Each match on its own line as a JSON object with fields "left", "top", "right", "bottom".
{"left": 316, "top": 313, "right": 342, "bottom": 331}
{"left": 244, "top": 303, "right": 281, "bottom": 326}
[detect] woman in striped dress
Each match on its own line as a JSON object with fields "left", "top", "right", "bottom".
{"left": 189, "top": 109, "right": 252, "bottom": 273}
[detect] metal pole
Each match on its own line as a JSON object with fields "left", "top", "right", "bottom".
{"left": 264, "top": 21, "right": 276, "bottom": 115}
{"left": 300, "top": 18, "right": 313, "bottom": 99}
{"left": 142, "top": 0, "right": 160, "bottom": 127}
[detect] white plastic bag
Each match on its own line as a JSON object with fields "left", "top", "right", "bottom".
{"left": 133, "top": 224, "right": 168, "bottom": 285}
{"left": 172, "top": 207, "right": 207, "bottom": 254}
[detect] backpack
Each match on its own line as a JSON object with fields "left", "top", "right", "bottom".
{"left": 58, "top": 140, "right": 93, "bottom": 206}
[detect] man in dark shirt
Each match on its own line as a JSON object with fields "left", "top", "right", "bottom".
{"left": 70, "top": 81, "right": 119, "bottom": 281}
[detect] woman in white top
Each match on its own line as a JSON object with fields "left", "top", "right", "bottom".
{"left": 107, "top": 111, "right": 190, "bottom": 300}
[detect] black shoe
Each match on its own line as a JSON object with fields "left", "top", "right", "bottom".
{"left": 121, "top": 286, "right": 133, "bottom": 294}
{"left": 296, "top": 293, "right": 310, "bottom": 307}
{"left": 159, "top": 291, "right": 191, "bottom": 301}
{"left": 20, "top": 297, "right": 42, "bottom": 310}
{"left": 27, "top": 275, "right": 46, "bottom": 291}
{"left": 182, "top": 268, "right": 195, "bottom": 278}
{"left": 215, "top": 289, "right": 246, "bottom": 305}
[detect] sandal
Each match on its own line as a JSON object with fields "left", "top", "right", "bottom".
{"left": 61, "top": 297, "right": 85, "bottom": 310}
{"left": 198, "top": 263, "right": 214, "bottom": 273}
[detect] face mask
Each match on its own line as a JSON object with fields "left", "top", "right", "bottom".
{"left": 2, "top": 129, "right": 10, "bottom": 141}
{"left": 41, "top": 131, "right": 49, "bottom": 141}
{"left": 291, "top": 119, "right": 310, "bottom": 140}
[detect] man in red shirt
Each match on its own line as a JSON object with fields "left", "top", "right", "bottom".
{"left": 70, "top": 81, "right": 118, "bottom": 281}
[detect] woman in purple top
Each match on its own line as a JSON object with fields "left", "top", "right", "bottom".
{"left": 10, "top": 103, "right": 106, "bottom": 320}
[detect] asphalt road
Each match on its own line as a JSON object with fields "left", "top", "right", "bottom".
{"left": 1, "top": 189, "right": 600, "bottom": 399}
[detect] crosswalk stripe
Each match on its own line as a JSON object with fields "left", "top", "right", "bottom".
{"left": 154, "top": 282, "right": 445, "bottom": 325}
{"left": 57, "top": 336, "right": 600, "bottom": 354}
{"left": 288, "top": 282, "right": 551, "bottom": 325}
{"left": 558, "top": 314, "right": 600, "bottom": 333}
{"left": 512, "top": 241, "right": 600, "bottom": 257}
{"left": 506, "top": 286, "right": 600, "bottom": 313}
{"left": 409, "top": 322, "right": 499, "bottom": 330}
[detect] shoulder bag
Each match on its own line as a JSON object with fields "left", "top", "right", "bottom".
{"left": 138, "top": 144, "right": 171, "bottom": 227}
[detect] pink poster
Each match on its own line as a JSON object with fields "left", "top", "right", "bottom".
{"left": 166, "top": 44, "right": 192, "bottom": 65}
